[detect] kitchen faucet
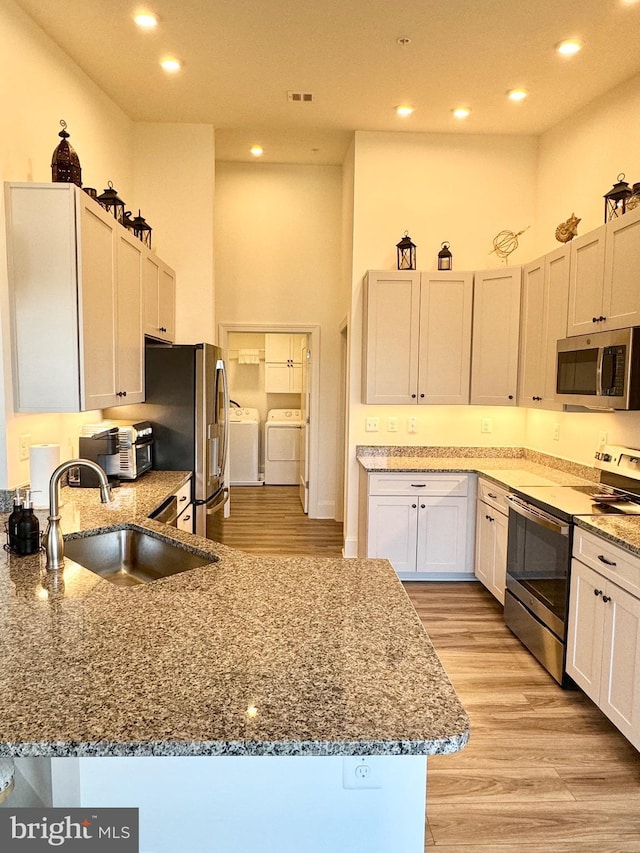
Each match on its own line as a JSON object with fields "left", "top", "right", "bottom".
{"left": 44, "top": 459, "right": 113, "bottom": 572}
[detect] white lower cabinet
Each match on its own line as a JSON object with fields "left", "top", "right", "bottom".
{"left": 567, "top": 529, "right": 640, "bottom": 751}
{"left": 474, "top": 479, "right": 509, "bottom": 604}
{"left": 361, "top": 472, "right": 476, "bottom": 579}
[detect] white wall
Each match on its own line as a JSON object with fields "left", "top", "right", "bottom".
{"left": 343, "top": 131, "right": 537, "bottom": 554}
{"left": 0, "top": 0, "right": 135, "bottom": 488}
{"left": 215, "top": 162, "right": 344, "bottom": 517}
{"left": 133, "top": 123, "right": 215, "bottom": 344}
{"left": 526, "top": 71, "right": 640, "bottom": 465}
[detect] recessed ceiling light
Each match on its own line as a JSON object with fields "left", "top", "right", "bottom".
{"left": 134, "top": 12, "right": 158, "bottom": 29}
{"left": 160, "top": 57, "right": 182, "bottom": 72}
{"left": 395, "top": 105, "right": 415, "bottom": 117}
{"left": 452, "top": 106, "right": 471, "bottom": 119}
{"left": 508, "top": 89, "right": 528, "bottom": 102}
{"left": 556, "top": 39, "right": 582, "bottom": 56}
{"left": 250, "top": 145, "right": 264, "bottom": 157}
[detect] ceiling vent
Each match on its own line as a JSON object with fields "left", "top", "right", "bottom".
{"left": 287, "top": 91, "right": 314, "bottom": 103}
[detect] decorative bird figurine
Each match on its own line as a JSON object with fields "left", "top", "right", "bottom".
{"left": 555, "top": 213, "right": 581, "bottom": 243}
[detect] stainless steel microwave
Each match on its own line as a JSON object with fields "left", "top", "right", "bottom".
{"left": 556, "top": 327, "right": 640, "bottom": 409}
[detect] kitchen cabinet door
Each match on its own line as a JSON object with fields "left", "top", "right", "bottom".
{"left": 567, "top": 225, "right": 606, "bottom": 337}
{"left": 418, "top": 272, "right": 473, "bottom": 404}
{"left": 518, "top": 246, "right": 569, "bottom": 409}
{"left": 600, "top": 579, "right": 640, "bottom": 747}
{"left": 470, "top": 267, "right": 521, "bottom": 406}
{"left": 362, "top": 271, "right": 420, "bottom": 404}
{"left": 566, "top": 560, "right": 605, "bottom": 702}
{"left": 6, "top": 182, "right": 145, "bottom": 412}
{"left": 602, "top": 205, "right": 640, "bottom": 332}
{"left": 366, "top": 495, "right": 418, "bottom": 573}
{"left": 415, "top": 497, "right": 470, "bottom": 577}
{"left": 144, "top": 254, "right": 176, "bottom": 342}
{"left": 474, "top": 490, "right": 508, "bottom": 604}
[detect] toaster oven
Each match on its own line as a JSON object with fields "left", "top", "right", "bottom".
{"left": 98, "top": 420, "right": 154, "bottom": 480}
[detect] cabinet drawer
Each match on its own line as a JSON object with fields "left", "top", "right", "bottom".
{"left": 368, "top": 473, "right": 468, "bottom": 497}
{"left": 175, "top": 480, "right": 192, "bottom": 509}
{"left": 478, "top": 478, "right": 509, "bottom": 514}
{"left": 177, "top": 504, "right": 194, "bottom": 533}
{"left": 573, "top": 528, "right": 640, "bottom": 598}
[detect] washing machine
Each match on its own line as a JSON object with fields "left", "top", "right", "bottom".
{"left": 264, "top": 409, "right": 302, "bottom": 485}
{"left": 229, "top": 408, "right": 261, "bottom": 485}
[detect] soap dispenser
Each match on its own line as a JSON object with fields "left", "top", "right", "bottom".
{"left": 7, "top": 489, "right": 23, "bottom": 553}
{"left": 16, "top": 490, "right": 40, "bottom": 556}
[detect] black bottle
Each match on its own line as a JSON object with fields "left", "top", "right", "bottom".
{"left": 7, "top": 489, "right": 23, "bottom": 553}
{"left": 16, "top": 490, "right": 40, "bottom": 556}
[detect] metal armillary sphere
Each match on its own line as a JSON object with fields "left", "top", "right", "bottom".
{"left": 490, "top": 226, "right": 530, "bottom": 264}
{"left": 51, "top": 119, "right": 82, "bottom": 187}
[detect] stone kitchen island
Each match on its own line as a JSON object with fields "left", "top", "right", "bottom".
{"left": 0, "top": 472, "right": 468, "bottom": 853}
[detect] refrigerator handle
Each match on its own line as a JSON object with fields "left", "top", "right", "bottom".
{"left": 216, "top": 357, "right": 230, "bottom": 480}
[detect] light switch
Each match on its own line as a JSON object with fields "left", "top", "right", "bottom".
{"left": 407, "top": 417, "right": 417, "bottom": 434}
{"left": 387, "top": 417, "right": 398, "bottom": 432}
{"left": 365, "top": 417, "right": 380, "bottom": 432}
{"left": 481, "top": 418, "right": 492, "bottom": 434}
{"left": 553, "top": 423, "right": 560, "bottom": 441}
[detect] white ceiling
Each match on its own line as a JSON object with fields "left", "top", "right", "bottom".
{"left": 14, "top": 0, "right": 640, "bottom": 164}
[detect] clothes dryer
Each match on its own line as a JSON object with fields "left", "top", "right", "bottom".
{"left": 264, "top": 409, "right": 302, "bottom": 485}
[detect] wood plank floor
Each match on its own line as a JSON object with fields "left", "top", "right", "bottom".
{"left": 211, "top": 489, "right": 640, "bottom": 850}
{"left": 208, "top": 485, "right": 344, "bottom": 556}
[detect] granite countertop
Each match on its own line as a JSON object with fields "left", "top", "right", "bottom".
{"left": 575, "top": 515, "right": 640, "bottom": 558}
{"left": 357, "top": 448, "right": 595, "bottom": 489}
{"left": 0, "top": 472, "right": 469, "bottom": 759}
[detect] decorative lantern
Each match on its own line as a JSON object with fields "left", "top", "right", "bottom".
{"left": 396, "top": 231, "right": 416, "bottom": 270}
{"left": 132, "top": 210, "right": 152, "bottom": 248}
{"left": 51, "top": 120, "right": 82, "bottom": 187}
{"left": 437, "top": 242, "right": 452, "bottom": 270}
{"left": 122, "top": 210, "right": 136, "bottom": 231}
{"left": 97, "top": 181, "right": 126, "bottom": 225}
{"left": 604, "top": 173, "right": 632, "bottom": 222}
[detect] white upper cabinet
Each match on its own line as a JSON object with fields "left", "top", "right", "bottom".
{"left": 265, "top": 333, "right": 306, "bottom": 393}
{"left": 519, "top": 245, "right": 569, "bottom": 409}
{"left": 144, "top": 254, "right": 176, "bottom": 343}
{"left": 6, "top": 182, "right": 145, "bottom": 412}
{"left": 470, "top": 267, "right": 521, "bottom": 406}
{"left": 362, "top": 270, "right": 472, "bottom": 405}
{"left": 567, "top": 205, "right": 640, "bottom": 336}
{"left": 602, "top": 205, "right": 640, "bottom": 331}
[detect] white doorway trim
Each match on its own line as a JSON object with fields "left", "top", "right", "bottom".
{"left": 218, "top": 322, "right": 322, "bottom": 519}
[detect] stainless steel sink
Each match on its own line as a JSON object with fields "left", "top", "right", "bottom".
{"left": 64, "top": 528, "right": 216, "bottom": 587}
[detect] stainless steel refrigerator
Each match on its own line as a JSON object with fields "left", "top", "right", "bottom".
{"left": 106, "top": 342, "right": 229, "bottom": 537}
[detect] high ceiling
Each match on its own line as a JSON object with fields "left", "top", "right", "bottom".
{"left": 14, "top": 0, "right": 640, "bottom": 164}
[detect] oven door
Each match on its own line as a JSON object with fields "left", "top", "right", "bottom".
{"left": 505, "top": 495, "right": 571, "bottom": 640}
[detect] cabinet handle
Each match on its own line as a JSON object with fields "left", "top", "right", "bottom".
{"left": 411, "top": 393, "right": 417, "bottom": 399}
{"left": 179, "top": 495, "right": 188, "bottom": 502}
{"left": 411, "top": 484, "right": 426, "bottom": 488}
{"left": 488, "top": 493, "right": 498, "bottom": 499}
{"left": 183, "top": 515, "right": 191, "bottom": 522}
{"left": 594, "top": 588, "right": 603, "bottom": 597}
{"left": 600, "top": 315, "right": 607, "bottom": 322}
{"left": 411, "top": 504, "right": 417, "bottom": 509}
{"left": 508, "top": 394, "right": 514, "bottom": 400}
{"left": 159, "top": 326, "right": 167, "bottom": 333}
{"left": 597, "top": 554, "right": 616, "bottom": 567}
{"left": 116, "top": 390, "right": 127, "bottom": 398}
{"left": 420, "top": 393, "right": 425, "bottom": 398}
{"left": 420, "top": 504, "right": 425, "bottom": 509}
{"left": 592, "top": 317, "right": 599, "bottom": 323}
{"left": 602, "top": 595, "right": 612, "bottom": 603}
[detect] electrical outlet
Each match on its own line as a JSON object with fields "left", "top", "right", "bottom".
{"left": 18, "top": 434, "right": 31, "bottom": 462}
{"left": 598, "top": 431, "right": 608, "bottom": 446}
{"left": 342, "top": 757, "right": 382, "bottom": 789}
{"left": 553, "top": 423, "right": 560, "bottom": 441}
{"left": 387, "top": 417, "right": 398, "bottom": 433}
{"left": 365, "top": 417, "right": 380, "bottom": 432}
{"left": 481, "top": 418, "right": 492, "bottom": 434}
{"left": 407, "top": 417, "right": 417, "bottom": 434}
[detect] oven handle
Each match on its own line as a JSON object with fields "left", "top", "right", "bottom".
{"left": 505, "top": 495, "right": 570, "bottom": 537}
